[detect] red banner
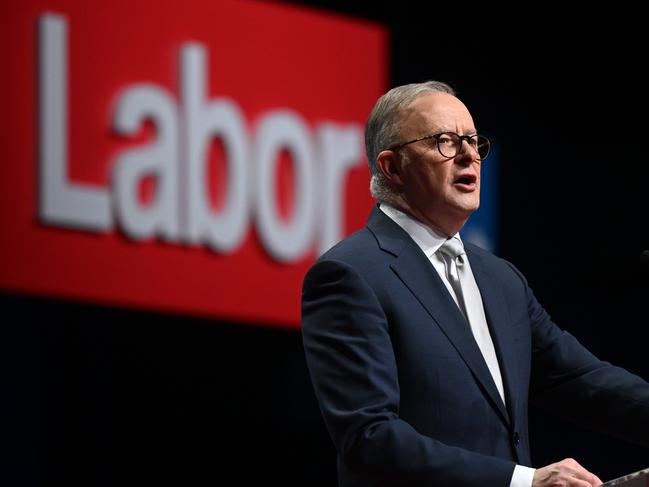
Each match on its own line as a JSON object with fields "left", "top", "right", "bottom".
{"left": 0, "top": 0, "right": 387, "bottom": 327}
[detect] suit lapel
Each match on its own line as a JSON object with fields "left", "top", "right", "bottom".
{"left": 468, "top": 248, "right": 521, "bottom": 427}
{"left": 367, "top": 207, "right": 511, "bottom": 427}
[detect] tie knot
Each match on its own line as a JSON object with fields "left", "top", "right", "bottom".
{"left": 439, "top": 237, "right": 465, "bottom": 262}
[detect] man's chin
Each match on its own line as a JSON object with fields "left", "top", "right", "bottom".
{"left": 454, "top": 199, "right": 480, "bottom": 216}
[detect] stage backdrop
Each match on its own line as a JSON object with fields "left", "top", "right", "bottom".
{"left": 0, "top": 0, "right": 497, "bottom": 327}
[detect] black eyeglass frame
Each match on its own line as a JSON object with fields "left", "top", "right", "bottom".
{"left": 387, "top": 131, "right": 491, "bottom": 160}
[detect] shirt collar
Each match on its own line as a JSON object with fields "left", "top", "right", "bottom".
{"left": 379, "top": 203, "right": 462, "bottom": 258}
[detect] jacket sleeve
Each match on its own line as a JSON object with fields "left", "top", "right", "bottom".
{"left": 301, "top": 258, "right": 517, "bottom": 486}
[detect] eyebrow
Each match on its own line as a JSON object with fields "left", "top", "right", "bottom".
{"left": 433, "top": 129, "right": 479, "bottom": 136}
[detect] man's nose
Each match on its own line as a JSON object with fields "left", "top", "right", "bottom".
{"left": 456, "top": 140, "right": 479, "bottom": 163}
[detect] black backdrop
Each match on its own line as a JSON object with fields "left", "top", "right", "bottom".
{"left": 3, "top": 2, "right": 648, "bottom": 486}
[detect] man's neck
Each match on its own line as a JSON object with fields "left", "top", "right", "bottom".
{"left": 383, "top": 199, "right": 468, "bottom": 237}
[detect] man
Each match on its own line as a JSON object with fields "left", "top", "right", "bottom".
{"left": 301, "top": 81, "right": 649, "bottom": 487}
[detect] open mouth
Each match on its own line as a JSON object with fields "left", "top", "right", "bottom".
{"left": 454, "top": 173, "right": 477, "bottom": 187}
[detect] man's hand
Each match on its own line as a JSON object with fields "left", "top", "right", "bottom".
{"left": 533, "top": 458, "right": 603, "bottom": 486}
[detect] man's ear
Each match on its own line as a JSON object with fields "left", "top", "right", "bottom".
{"left": 377, "top": 150, "right": 404, "bottom": 188}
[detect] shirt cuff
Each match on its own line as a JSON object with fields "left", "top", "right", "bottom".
{"left": 510, "top": 464, "right": 536, "bottom": 487}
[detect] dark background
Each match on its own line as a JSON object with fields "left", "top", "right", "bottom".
{"left": 3, "top": 2, "right": 648, "bottom": 486}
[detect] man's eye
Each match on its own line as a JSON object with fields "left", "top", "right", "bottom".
{"left": 438, "top": 136, "right": 454, "bottom": 145}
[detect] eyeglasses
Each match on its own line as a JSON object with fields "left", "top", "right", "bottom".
{"left": 388, "top": 132, "right": 491, "bottom": 161}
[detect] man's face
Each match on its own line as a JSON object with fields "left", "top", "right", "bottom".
{"left": 395, "top": 93, "right": 481, "bottom": 234}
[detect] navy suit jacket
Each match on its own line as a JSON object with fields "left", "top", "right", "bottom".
{"left": 301, "top": 206, "right": 649, "bottom": 487}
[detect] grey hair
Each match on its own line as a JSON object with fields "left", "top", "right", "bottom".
{"left": 365, "top": 80, "right": 456, "bottom": 202}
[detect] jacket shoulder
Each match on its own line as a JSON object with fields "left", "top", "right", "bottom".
{"left": 316, "top": 226, "right": 383, "bottom": 266}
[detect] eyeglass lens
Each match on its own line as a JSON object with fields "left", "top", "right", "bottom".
{"left": 437, "top": 133, "right": 490, "bottom": 160}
